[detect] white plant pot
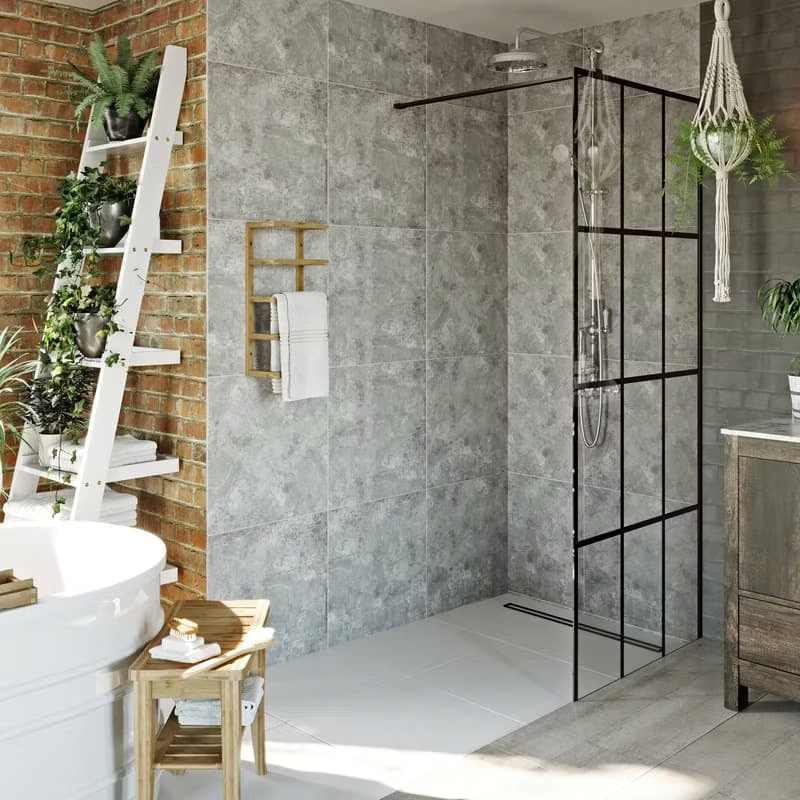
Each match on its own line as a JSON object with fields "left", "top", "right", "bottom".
{"left": 789, "top": 375, "right": 800, "bottom": 420}
{"left": 37, "top": 432, "right": 74, "bottom": 471}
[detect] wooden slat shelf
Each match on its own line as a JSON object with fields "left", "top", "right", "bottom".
{"left": 153, "top": 712, "right": 246, "bottom": 770}
{"left": 18, "top": 453, "right": 179, "bottom": 484}
{"left": 80, "top": 346, "right": 181, "bottom": 368}
{"left": 245, "top": 219, "right": 328, "bottom": 380}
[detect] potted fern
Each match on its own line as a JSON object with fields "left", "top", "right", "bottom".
{"left": 56, "top": 34, "right": 159, "bottom": 141}
{"left": 666, "top": 114, "right": 792, "bottom": 228}
{"left": 757, "top": 278, "right": 800, "bottom": 418}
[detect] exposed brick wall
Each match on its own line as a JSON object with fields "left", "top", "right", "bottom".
{"left": 701, "top": 0, "right": 800, "bottom": 637}
{"left": 0, "top": 0, "right": 207, "bottom": 602}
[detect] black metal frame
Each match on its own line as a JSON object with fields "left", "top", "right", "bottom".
{"left": 571, "top": 67, "right": 702, "bottom": 700}
{"left": 393, "top": 67, "right": 703, "bottom": 703}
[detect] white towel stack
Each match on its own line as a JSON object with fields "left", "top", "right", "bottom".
{"left": 175, "top": 675, "right": 264, "bottom": 727}
{"left": 3, "top": 487, "right": 137, "bottom": 525}
{"left": 273, "top": 292, "right": 329, "bottom": 401}
{"left": 47, "top": 434, "right": 157, "bottom": 473}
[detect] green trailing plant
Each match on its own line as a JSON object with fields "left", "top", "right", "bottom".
{"left": 17, "top": 165, "right": 137, "bottom": 277}
{"left": 0, "top": 327, "right": 35, "bottom": 493}
{"left": 54, "top": 34, "right": 160, "bottom": 129}
{"left": 757, "top": 278, "right": 800, "bottom": 375}
{"left": 666, "top": 115, "right": 793, "bottom": 228}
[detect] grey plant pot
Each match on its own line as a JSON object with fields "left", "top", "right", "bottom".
{"left": 87, "top": 200, "right": 133, "bottom": 248}
{"left": 73, "top": 313, "right": 109, "bottom": 359}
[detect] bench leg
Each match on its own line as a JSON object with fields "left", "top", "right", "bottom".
{"left": 253, "top": 649, "right": 266, "bottom": 776}
{"left": 134, "top": 681, "right": 155, "bottom": 800}
{"left": 221, "top": 681, "right": 242, "bottom": 800}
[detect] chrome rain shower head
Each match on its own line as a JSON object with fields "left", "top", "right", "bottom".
{"left": 487, "top": 48, "right": 547, "bottom": 73}
{"left": 488, "top": 26, "right": 603, "bottom": 73}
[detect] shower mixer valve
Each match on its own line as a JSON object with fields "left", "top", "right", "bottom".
{"left": 578, "top": 302, "right": 612, "bottom": 393}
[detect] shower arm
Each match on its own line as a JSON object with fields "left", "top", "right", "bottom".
{"left": 514, "top": 26, "right": 603, "bottom": 61}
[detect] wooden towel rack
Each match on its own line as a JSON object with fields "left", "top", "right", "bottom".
{"left": 245, "top": 220, "right": 328, "bottom": 379}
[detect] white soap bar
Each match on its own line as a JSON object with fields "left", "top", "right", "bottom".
{"left": 161, "top": 635, "right": 205, "bottom": 653}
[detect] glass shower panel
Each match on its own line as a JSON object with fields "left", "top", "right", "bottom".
{"left": 665, "top": 511, "right": 699, "bottom": 652}
{"left": 624, "top": 235, "right": 663, "bottom": 378}
{"left": 576, "top": 536, "right": 621, "bottom": 697}
{"left": 666, "top": 237, "right": 699, "bottom": 371}
{"left": 666, "top": 374, "right": 699, "bottom": 510}
{"left": 665, "top": 97, "right": 701, "bottom": 235}
{"left": 623, "top": 523, "right": 664, "bottom": 674}
{"left": 623, "top": 91, "right": 664, "bottom": 231}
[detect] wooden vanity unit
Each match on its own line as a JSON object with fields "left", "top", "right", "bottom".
{"left": 723, "top": 418, "right": 800, "bottom": 711}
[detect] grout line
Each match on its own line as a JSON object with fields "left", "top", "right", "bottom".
{"left": 326, "top": 0, "right": 332, "bottom": 652}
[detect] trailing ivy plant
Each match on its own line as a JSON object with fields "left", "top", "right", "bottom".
{"left": 666, "top": 115, "right": 793, "bottom": 228}
{"left": 19, "top": 166, "right": 137, "bottom": 277}
{"left": 54, "top": 34, "right": 160, "bottom": 129}
{"left": 757, "top": 278, "right": 800, "bottom": 375}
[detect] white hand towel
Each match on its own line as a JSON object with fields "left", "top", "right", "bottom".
{"left": 48, "top": 434, "right": 157, "bottom": 473}
{"left": 274, "top": 291, "right": 329, "bottom": 401}
{"left": 269, "top": 298, "right": 282, "bottom": 395}
{"left": 176, "top": 676, "right": 264, "bottom": 726}
{"left": 149, "top": 642, "right": 222, "bottom": 664}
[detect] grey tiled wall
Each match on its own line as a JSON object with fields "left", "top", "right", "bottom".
{"left": 206, "top": 0, "right": 508, "bottom": 662}
{"left": 701, "top": 0, "right": 800, "bottom": 639}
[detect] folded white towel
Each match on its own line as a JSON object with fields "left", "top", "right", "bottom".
{"left": 149, "top": 642, "right": 222, "bottom": 664}
{"left": 274, "top": 291, "right": 329, "bottom": 401}
{"left": 269, "top": 299, "right": 282, "bottom": 395}
{"left": 4, "top": 487, "right": 137, "bottom": 521}
{"left": 176, "top": 676, "right": 264, "bottom": 727}
{"left": 48, "top": 434, "right": 157, "bottom": 473}
{"left": 160, "top": 634, "right": 206, "bottom": 653}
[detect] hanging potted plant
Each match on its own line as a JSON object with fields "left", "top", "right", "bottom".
{"left": 666, "top": 115, "right": 792, "bottom": 230}
{"left": 19, "top": 165, "right": 137, "bottom": 276}
{"left": 54, "top": 34, "right": 160, "bottom": 141}
{"left": 757, "top": 278, "right": 800, "bottom": 418}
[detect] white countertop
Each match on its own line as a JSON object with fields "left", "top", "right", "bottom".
{"left": 721, "top": 417, "right": 800, "bottom": 443}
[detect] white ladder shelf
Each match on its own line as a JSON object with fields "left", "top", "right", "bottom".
{"left": 9, "top": 45, "right": 188, "bottom": 523}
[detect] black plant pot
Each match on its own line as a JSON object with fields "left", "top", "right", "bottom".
{"left": 102, "top": 107, "right": 148, "bottom": 141}
{"left": 73, "top": 313, "right": 109, "bottom": 359}
{"left": 87, "top": 200, "right": 133, "bottom": 247}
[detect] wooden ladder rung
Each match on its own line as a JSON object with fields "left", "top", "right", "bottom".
{"left": 250, "top": 258, "right": 328, "bottom": 267}
{"left": 249, "top": 333, "right": 279, "bottom": 341}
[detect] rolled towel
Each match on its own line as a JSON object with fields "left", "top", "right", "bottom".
{"left": 176, "top": 676, "right": 264, "bottom": 727}
{"left": 48, "top": 434, "right": 157, "bottom": 473}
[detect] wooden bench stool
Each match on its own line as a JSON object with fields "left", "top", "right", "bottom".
{"left": 129, "top": 599, "right": 271, "bottom": 800}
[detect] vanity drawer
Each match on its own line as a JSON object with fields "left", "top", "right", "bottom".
{"left": 739, "top": 596, "right": 800, "bottom": 675}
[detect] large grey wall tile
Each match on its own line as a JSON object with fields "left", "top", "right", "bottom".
{"left": 509, "top": 106, "right": 572, "bottom": 233}
{"left": 428, "top": 475, "right": 508, "bottom": 613}
{"left": 427, "top": 231, "right": 507, "bottom": 357}
{"left": 330, "top": 85, "right": 425, "bottom": 227}
{"left": 509, "top": 232, "right": 572, "bottom": 356}
{"left": 330, "top": 0, "right": 426, "bottom": 96}
{"left": 666, "top": 237, "right": 699, "bottom": 367}
{"left": 623, "top": 93, "right": 662, "bottom": 231}
{"left": 207, "top": 376, "right": 327, "bottom": 531}
{"left": 329, "top": 226, "right": 425, "bottom": 366}
{"left": 426, "top": 25, "right": 508, "bottom": 114}
{"left": 208, "top": 64, "right": 327, "bottom": 221}
{"left": 427, "top": 102, "right": 507, "bottom": 233}
{"left": 208, "top": 0, "right": 327, "bottom": 81}
{"left": 623, "top": 523, "right": 662, "bottom": 634}
{"left": 208, "top": 218, "right": 246, "bottom": 378}
{"left": 330, "top": 361, "right": 426, "bottom": 507}
{"left": 667, "top": 375, "right": 698, "bottom": 505}
{"left": 206, "top": 513, "right": 328, "bottom": 663}
{"left": 624, "top": 235, "right": 663, "bottom": 365}
{"left": 427, "top": 355, "right": 507, "bottom": 486}
{"left": 587, "top": 6, "right": 701, "bottom": 92}
{"left": 508, "top": 353, "right": 572, "bottom": 482}
{"left": 666, "top": 512, "right": 698, "bottom": 643}
{"left": 508, "top": 473, "right": 572, "bottom": 606}
{"left": 328, "top": 493, "right": 427, "bottom": 644}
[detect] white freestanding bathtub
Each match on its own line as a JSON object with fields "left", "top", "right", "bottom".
{"left": 0, "top": 522, "right": 165, "bottom": 800}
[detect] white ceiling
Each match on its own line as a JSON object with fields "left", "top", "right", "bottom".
{"left": 54, "top": 0, "right": 693, "bottom": 40}
{"left": 340, "top": 0, "right": 695, "bottom": 41}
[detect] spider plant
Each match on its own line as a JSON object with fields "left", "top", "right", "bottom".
{"left": 0, "top": 327, "right": 36, "bottom": 490}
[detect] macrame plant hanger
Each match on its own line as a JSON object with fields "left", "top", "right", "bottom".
{"left": 692, "top": 0, "right": 753, "bottom": 302}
